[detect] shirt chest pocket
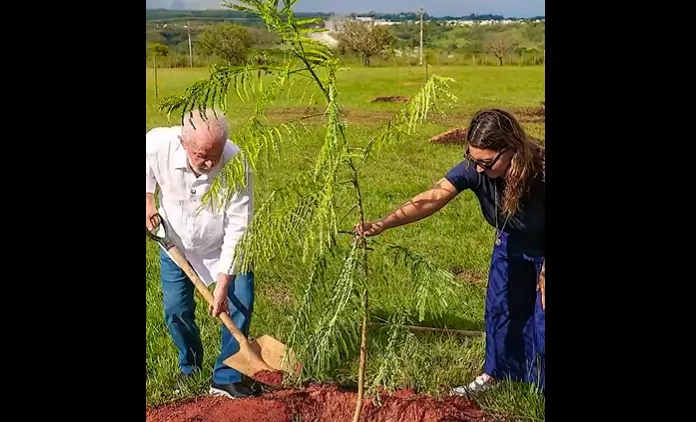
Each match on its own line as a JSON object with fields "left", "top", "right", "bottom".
{"left": 193, "top": 209, "right": 225, "bottom": 241}
{"left": 162, "top": 172, "right": 191, "bottom": 203}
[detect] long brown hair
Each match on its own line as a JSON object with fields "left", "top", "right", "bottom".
{"left": 466, "top": 108, "right": 544, "bottom": 218}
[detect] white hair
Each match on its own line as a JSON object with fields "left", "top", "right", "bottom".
{"left": 181, "top": 108, "right": 230, "bottom": 146}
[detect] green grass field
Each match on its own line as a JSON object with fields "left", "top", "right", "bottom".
{"left": 146, "top": 65, "right": 545, "bottom": 421}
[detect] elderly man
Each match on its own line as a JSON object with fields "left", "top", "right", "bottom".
{"left": 145, "top": 111, "right": 257, "bottom": 399}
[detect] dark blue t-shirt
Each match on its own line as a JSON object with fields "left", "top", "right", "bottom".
{"left": 444, "top": 158, "right": 545, "bottom": 257}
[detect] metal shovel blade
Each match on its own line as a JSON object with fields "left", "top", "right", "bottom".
{"left": 224, "top": 334, "right": 301, "bottom": 378}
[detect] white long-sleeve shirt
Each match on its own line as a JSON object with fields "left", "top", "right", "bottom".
{"left": 146, "top": 126, "right": 253, "bottom": 287}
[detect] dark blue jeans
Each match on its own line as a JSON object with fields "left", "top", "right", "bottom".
{"left": 159, "top": 249, "right": 254, "bottom": 385}
{"left": 484, "top": 231, "right": 544, "bottom": 395}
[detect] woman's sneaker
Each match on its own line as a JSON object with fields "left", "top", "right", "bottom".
{"left": 450, "top": 374, "right": 495, "bottom": 395}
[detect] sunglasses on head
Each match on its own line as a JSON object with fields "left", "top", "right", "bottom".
{"left": 465, "top": 146, "right": 507, "bottom": 170}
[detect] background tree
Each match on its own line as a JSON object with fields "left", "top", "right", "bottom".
{"left": 447, "top": 42, "right": 458, "bottom": 55}
{"left": 485, "top": 34, "right": 517, "bottom": 66}
{"left": 197, "top": 23, "right": 253, "bottom": 65}
{"left": 335, "top": 20, "right": 395, "bottom": 66}
{"left": 247, "top": 26, "right": 281, "bottom": 47}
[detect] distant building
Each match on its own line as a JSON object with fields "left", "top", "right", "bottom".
{"left": 444, "top": 18, "right": 543, "bottom": 27}
{"left": 353, "top": 14, "right": 399, "bottom": 26}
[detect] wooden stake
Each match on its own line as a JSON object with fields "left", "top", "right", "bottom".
{"left": 352, "top": 292, "right": 369, "bottom": 422}
{"left": 153, "top": 56, "right": 158, "bottom": 99}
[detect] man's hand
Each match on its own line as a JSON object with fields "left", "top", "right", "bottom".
{"left": 537, "top": 262, "right": 545, "bottom": 310}
{"left": 146, "top": 207, "right": 159, "bottom": 231}
{"left": 354, "top": 220, "right": 385, "bottom": 238}
{"left": 146, "top": 194, "right": 158, "bottom": 231}
{"left": 210, "top": 273, "right": 231, "bottom": 317}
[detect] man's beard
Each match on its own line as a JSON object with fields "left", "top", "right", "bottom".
{"left": 190, "top": 162, "right": 212, "bottom": 174}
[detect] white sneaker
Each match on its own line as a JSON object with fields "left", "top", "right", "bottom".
{"left": 450, "top": 374, "right": 495, "bottom": 395}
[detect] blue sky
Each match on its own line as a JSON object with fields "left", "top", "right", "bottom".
{"left": 147, "top": 1, "right": 545, "bottom": 18}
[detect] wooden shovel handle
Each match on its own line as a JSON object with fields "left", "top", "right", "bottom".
{"left": 166, "top": 246, "right": 250, "bottom": 346}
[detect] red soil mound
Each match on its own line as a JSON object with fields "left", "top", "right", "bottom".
{"left": 371, "top": 96, "right": 410, "bottom": 103}
{"left": 146, "top": 384, "right": 486, "bottom": 422}
{"left": 252, "top": 370, "right": 284, "bottom": 387}
{"left": 429, "top": 126, "right": 544, "bottom": 146}
{"left": 429, "top": 127, "right": 468, "bottom": 144}
{"left": 512, "top": 106, "right": 545, "bottom": 123}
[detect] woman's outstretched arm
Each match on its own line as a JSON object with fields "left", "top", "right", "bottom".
{"left": 355, "top": 178, "right": 460, "bottom": 237}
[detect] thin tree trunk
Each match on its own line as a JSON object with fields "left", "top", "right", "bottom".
{"left": 352, "top": 291, "right": 368, "bottom": 422}
{"left": 350, "top": 159, "right": 369, "bottom": 422}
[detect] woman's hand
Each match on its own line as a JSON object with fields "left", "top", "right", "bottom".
{"left": 354, "top": 220, "right": 385, "bottom": 237}
{"left": 537, "top": 262, "right": 545, "bottom": 310}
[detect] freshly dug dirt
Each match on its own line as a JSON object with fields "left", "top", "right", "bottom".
{"left": 252, "top": 370, "right": 284, "bottom": 387}
{"left": 371, "top": 96, "right": 410, "bottom": 103}
{"left": 454, "top": 269, "right": 487, "bottom": 286}
{"left": 512, "top": 106, "right": 545, "bottom": 123}
{"left": 146, "top": 384, "right": 487, "bottom": 422}
{"left": 429, "top": 127, "right": 468, "bottom": 145}
{"left": 429, "top": 126, "right": 544, "bottom": 146}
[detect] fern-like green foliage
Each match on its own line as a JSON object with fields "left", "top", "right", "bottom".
{"left": 366, "top": 312, "right": 415, "bottom": 397}
{"left": 157, "top": 0, "right": 461, "bottom": 390}
{"left": 232, "top": 166, "right": 343, "bottom": 274}
{"left": 285, "top": 240, "right": 461, "bottom": 381}
{"left": 361, "top": 75, "right": 459, "bottom": 166}
{"left": 385, "top": 244, "right": 459, "bottom": 322}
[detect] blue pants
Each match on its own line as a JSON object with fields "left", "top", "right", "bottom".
{"left": 484, "top": 231, "right": 545, "bottom": 394}
{"left": 159, "top": 249, "right": 254, "bottom": 385}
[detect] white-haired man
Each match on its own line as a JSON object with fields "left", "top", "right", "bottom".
{"left": 145, "top": 111, "right": 257, "bottom": 399}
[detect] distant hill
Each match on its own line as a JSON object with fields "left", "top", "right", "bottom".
{"left": 145, "top": 9, "right": 543, "bottom": 22}
{"left": 146, "top": 8, "right": 332, "bottom": 22}
{"left": 145, "top": 6, "right": 545, "bottom": 68}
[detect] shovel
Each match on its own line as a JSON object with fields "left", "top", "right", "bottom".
{"left": 146, "top": 213, "right": 298, "bottom": 383}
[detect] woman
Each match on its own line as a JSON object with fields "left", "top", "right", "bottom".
{"left": 355, "top": 108, "right": 545, "bottom": 394}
